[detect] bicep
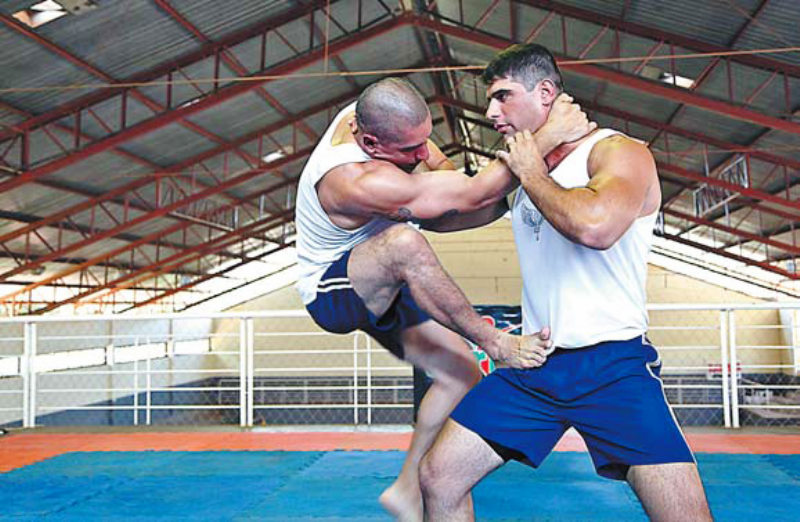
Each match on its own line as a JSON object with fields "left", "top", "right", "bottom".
{"left": 586, "top": 138, "right": 655, "bottom": 225}
{"left": 350, "top": 167, "right": 480, "bottom": 222}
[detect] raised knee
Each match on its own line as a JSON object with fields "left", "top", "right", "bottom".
{"left": 382, "top": 224, "right": 431, "bottom": 257}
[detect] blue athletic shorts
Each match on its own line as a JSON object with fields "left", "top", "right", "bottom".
{"left": 306, "top": 249, "right": 431, "bottom": 358}
{"left": 451, "top": 336, "right": 695, "bottom": 480}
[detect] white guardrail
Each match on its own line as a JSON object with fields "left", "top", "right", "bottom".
{"left": 0, "top": 303, "right": 797, "bottom": 429}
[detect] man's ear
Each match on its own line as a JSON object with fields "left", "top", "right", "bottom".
{"left": 538, "top": 79, "right": 559, "bottom": 106}
{"left": 362, "top": 133, "right": 379, "bottom": 151}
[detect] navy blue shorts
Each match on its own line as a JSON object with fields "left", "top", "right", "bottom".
{"left": 306, "top": 250, "right": 431, "bottom": 358}
{"left": 451, "top": 336, "right": 695, "bottom": 480}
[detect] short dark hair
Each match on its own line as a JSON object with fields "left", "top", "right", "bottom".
{"left": 482, "top": 43, "right": 563, "bottom": 92}
{"left": 356, "top": 78, "right": 429, "bottom": 143}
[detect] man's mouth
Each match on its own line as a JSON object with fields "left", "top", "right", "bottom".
{"left": 494, "top": 123, "right": 511, "bottom": 133}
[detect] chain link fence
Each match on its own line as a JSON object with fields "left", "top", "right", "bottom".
{"left": 0, "top": 323, "right": 24, "bottom": 428}
{"left": 732, "top": 307, "right": 800, "bottom": 428}
{"left": 0, "top": 305, "right": 797, "bottom": 429}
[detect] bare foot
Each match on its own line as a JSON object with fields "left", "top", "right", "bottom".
{"left": 379, "top": 480, "right": 423, "bottom": 522}
{"left": 488, "top": 328, "right": 553, "bottom": 369}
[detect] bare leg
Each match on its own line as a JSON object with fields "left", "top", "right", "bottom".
{"left": 379, "top": 321, "right": 481, "bottom": 522}
{"left": 627, "top": 463, "right": 713, "bottom": 521}
{"left": 348, "top": 224, "right": 548, "bottom": 367}
{"left": 420, "top": 419, "right": 505, "bottom": 522}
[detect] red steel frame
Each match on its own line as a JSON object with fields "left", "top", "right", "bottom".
{"left": 1, "top": 1, "right": 797, "bottom": 313}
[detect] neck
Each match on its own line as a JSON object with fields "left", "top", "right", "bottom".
{"left": 544, "top": 128, "right": 600, "bottom": 171}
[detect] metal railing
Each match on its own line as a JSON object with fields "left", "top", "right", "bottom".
{"left": 0, "top": 303, "right": 797, "bottom": 429}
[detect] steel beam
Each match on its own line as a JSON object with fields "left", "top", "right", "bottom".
{"left": 661, "top": 232, "right": 796, "bottom": 279}
{"left": 664, "top": 209, "right": 799, "bottom": 255}
{"left": 0, "top": 151, "right": 309, "bottom": 304}
{"left": 152, "top": 0, "right": 319, "bottom": 142}
{"left": 413, "top": 16, "right": 800, "bottom": 135}
{"left": 26, "top": 209, "right": 294, "bottom": 314}
{"left": 0, "top": 146, "right": 312, "bottom": 286}
{"left": 0, "top": 13, "right": 407, "bottom": 195}
{"left": 89, "top": 213, "right": 295, "bottom": 309}
{"left": 0, "top": 0, "right": 342, "bottom": 140}
{"left": 511, "top": 0, "right": 800, "bottom": 77}
{"left": 125, "top": 241, "right": 295, "bottom": 312}
{"left": 0, "top": 12, "right": 263, "bottom": 169}
{"left": 0, "top": 89, "right": 358, "bottom": 262}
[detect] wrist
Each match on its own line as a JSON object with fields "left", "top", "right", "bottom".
{"left": 533, "top": 128, "right": 559, "bottom": 156}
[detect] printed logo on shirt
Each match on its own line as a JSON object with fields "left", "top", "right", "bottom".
{"left": 521, "top": 202, "right": 544, "bottom": 241}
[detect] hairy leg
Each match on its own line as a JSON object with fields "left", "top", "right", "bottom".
{"left": 420, "top": 419, "right": 505, "bottom": 522}
{"left": 379, "top": 321, "right": 481, "bottom": 522}
{"left": 627, "top": 463, "right": 713, "bottom": 522}
{"left": 348, "top": 224, "right": 548, "bottom": 368}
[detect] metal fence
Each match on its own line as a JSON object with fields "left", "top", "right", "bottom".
{"left": 0, "top": 303, "right": 797, "bottom": 429}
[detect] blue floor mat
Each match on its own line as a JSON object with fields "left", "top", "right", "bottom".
{"left": 1, "top": 451, "right": 797, "bottom": 520}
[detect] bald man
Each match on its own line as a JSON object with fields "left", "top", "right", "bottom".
{"left": 294, "top": 77, "right": 591, "bottom": 521}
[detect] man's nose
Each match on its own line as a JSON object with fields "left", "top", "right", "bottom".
{"left": 417, "top": 145, "right": 430, "bottom": 161}
{"left": 486, "top": 100, "right": 499, "bottom": 120}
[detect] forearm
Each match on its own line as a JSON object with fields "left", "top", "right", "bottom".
{"left": 470, "top": 160, "right": 517, "bottom": 206}
{"left": 519, "top": 167, "right": 607, "bottom": 247}
{"left": 421, "top": 199, "right": 509, "bottom": 232}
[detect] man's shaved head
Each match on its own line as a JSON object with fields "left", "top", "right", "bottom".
{"left": 356, "top": 78, "right": 430, "bottom": 143}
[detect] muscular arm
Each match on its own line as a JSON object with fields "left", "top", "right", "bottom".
{"left": 414, "top": 141, "right": 512, "bottom": 232}
{"left": 419, "top": 198, "right": 510, "bottom": 232}
{"left": 324, "top": 140, "right": 516, "bottom": 226}
{"left": 503, "top": 133, "right": 658, "bottom": 249}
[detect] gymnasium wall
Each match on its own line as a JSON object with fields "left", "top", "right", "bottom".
{"left": 221, "top": 219, "right": 791, "bottom": 374}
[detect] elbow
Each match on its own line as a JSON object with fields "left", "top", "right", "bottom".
{"left": 575, "top": 223, "right": 619, "bottom": 251}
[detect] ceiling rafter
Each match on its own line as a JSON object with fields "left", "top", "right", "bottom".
{"left": 126, "top": 240, "right": 295, "bottom": 313}
{"left": 151, "top": 0, "right": 320, "bottom": 143}
{"left": 0, "top": 0, "right": 343, "bottom": 142}
{"left": 0, "top": 90, "right": 360, "bottom": 282}
{"left": 86, "top": 211, "right": 295, "bottom": 312}
{"left": 0, "top": 149, "right": 311, "bottom": 310}
{"left": 0, "top": 10, "right": 406, "bottom": 195}
{"left": 511, "top": 0, "right": 799, "bottom": 77}
{"left": 649, "top": 0, "right": 777, "bottom": 209}
{"left": 414, "top": 15, "right": 800, "bottom": 135}
{"left": 0, "top": 12, "right": 267, "bottom": 171}
{"left": 2, "top": 1, "right": 796, "bottom": 312}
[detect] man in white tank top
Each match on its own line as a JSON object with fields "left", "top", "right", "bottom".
{"left": 294, "top": 78, "right": 592, "bottom": 521}
{"left": 421, "top": 46, "right": 713, "bottom": 521}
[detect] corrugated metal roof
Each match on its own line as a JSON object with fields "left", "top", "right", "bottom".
{"left": 0, "top": 182, "right": 76, "bottom": 216}
{"left": 622, "top": 0, "right": 760, "bottom": 47}
{"left": 122, "top": 121, "right": 217, "bottom": 166}
{"left": 185, "top": 91, "right": 281, "bottom": 145}
{"left": 46, "top": 150, "right": 154, "bottom": 188}
{"left": 735, "top": 0, "right": 800, "bottom": 67}
{"left": 164, "top": 0, "right": 292, "bottom": 41}
{"left": 35, "top": 1, "right": 199, "bottom": 80}
{"left": 0, "top": 24, "right": 104, "bottom": 113}
{"left": 672, "top": 105, "right": 765, "bottom": 148}
{"left": 1, "top": 0, "right": 797, "bottom": 312}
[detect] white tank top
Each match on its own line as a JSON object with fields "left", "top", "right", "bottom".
{"left": 294, "top": 103, "right": 396, "bottom": 304}
{"left": 511, "top": 129, "right": 658, "bottom": 348}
